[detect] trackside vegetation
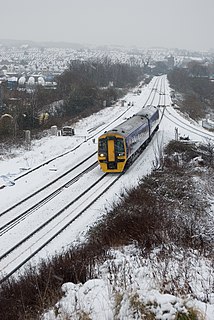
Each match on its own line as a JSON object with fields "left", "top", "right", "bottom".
{"left": 168, "top": 62, "right": 214, "bottom": 121}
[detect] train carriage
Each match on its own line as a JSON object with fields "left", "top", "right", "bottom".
{"left": 98, "top": 106, "right": 159, "bottom": 173}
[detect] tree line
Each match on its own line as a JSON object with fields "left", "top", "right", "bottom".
{"left": 167, "top": 61, "right": 214, "bottom": 120}
{"left": 0, "top": 58, "right": 144, "bottom": 138}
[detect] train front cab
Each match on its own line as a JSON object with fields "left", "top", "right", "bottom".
{"left": 98, "top": 134, "right": 127, "bottom": 173}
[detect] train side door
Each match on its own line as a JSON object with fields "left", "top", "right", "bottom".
{"left": 107, "top": 138, "right": 115, "bottom": 162}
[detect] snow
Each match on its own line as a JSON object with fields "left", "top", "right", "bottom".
{"left": 0, "top": 75, "right": 213, "bottom": 319}
{"left": 42, "top": 245, "right": 214, "bottom": 320}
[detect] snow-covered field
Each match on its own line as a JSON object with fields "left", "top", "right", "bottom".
{"left": 0, "top": 75, "right": 213, "bottom": 319}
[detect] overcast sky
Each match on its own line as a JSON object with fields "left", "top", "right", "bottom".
{"left": 1, "top": 0, "right": 213, "bottom": 51}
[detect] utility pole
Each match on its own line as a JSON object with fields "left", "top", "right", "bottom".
{"left": 0, "top": 83, "right": 3, "bottom": 113}
{"left": 175, "top": 127, "right": 179, "bottom": 141}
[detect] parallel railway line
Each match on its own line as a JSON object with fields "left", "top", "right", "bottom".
{"left": 163, "top": 107, "right": 214, "bottom": 141}
{"left": 0, "top": 155, "right": 98, "bottom": 235}
{"left": 0, "top": 170, "right": 123, "bottom": 284}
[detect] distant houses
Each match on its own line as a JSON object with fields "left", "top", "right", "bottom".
{"left": 0, "top": 72, "right": 57, "bottom": 91}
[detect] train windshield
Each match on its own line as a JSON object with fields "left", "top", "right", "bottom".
{"left": 115, "top": 138, "right": 125, "bottom": 155}
{"left": 98, "top": 138, "right": 107, "bottom": 153}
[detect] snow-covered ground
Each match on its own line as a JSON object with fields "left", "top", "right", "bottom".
{"left": 0, "top": 75, "right": 213, "bottom": 319}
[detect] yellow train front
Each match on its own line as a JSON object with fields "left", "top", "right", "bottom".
{"left": 98, "top": 106, "right": 160, "bottom": 173}
{"left": 98, "top": 132, "right": 127, "bottom": 173}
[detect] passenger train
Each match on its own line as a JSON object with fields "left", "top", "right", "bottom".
{"left": 98, "top": 105, "right": 159, "bottom": 173}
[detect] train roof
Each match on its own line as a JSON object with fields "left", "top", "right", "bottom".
{"left": 107, "top": 116, "right": 147, "bottom": 138}
{"left": 105, "top": 106, "right": 158, "bottom": 138}
{"left": 135, "top": 105, "right": 158, "bottom": 117}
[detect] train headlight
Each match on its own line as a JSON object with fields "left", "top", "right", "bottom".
{"left": 118, "top": 152, "right": 125, "bottom": 156}
{"left": 99, "top": 153, "right": 105, "bottom": 157}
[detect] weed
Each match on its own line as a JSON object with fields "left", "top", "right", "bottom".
{"left": 175, "top": 307, "right": 204, "bottom": 320}
{"left": 114, "top": 291, "right": 123, "bottom": 318}
{"left": 78, "top": 310, "right": 92, "bottom": 320}
{"left": 129, "top": 293, "right": 155, "bottom": 319}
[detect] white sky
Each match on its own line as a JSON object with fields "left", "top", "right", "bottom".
{"left": 1, "top": 0, "right": 213, "bottom": 51}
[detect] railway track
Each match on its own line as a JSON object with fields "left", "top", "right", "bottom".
{"left": 0, "top": 75, "right": 167, "bottom": 284}
{"left": 0, "top": 167, "right": 123, "bottom": 284}
{"left": 163, "top": 107, "right": 214, "bottom": 141}
{"left": 0, "top": 154, "right": 98, "bottom": 235}
{"left": 4, "top": 76, "right": 162, "bottom": 183}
